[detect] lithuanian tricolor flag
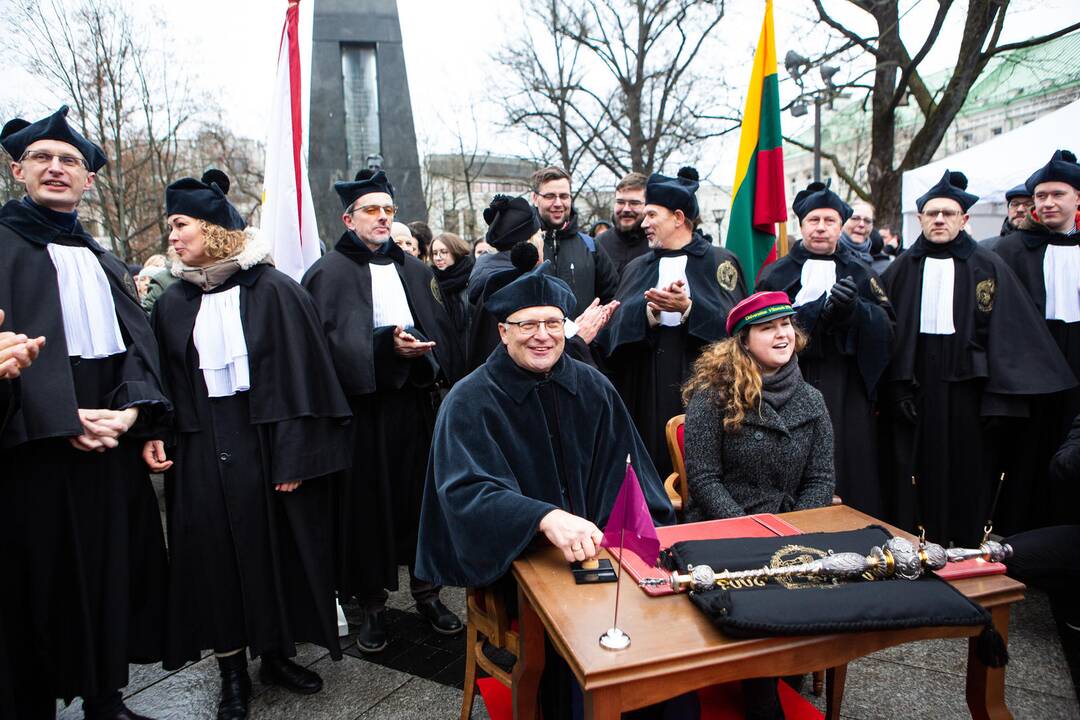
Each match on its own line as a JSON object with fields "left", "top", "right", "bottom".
{"left": 725, "top": 0, "right": 787, "bottom": 290}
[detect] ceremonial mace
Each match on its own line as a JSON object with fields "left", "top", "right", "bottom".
{"left": 640, "top": 537, "right": 1012, "bottom": 593}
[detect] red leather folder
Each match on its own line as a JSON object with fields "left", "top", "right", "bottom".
{"left": 608, "top": 513, "right": 801, "bottom": 597}
{"left": 933, "top": 557, "right": 1007, "bottom": 580}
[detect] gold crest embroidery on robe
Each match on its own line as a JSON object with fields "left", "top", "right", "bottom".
{"left": 716, "top": 261, "right": 739, "bottom": 292}
{"left": 976, "top": 278, "right": 995, "bottom": 313}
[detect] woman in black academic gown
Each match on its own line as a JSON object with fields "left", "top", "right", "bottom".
{"left": 143, "top": 171, "right": 352, "bottom": 720}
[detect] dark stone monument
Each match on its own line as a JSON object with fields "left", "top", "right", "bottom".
{"left": 309, "top": 0, "right": 425, "bottom": 238}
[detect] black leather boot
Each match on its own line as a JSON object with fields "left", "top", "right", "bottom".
{"left": 416, "top": 597, "right": 463, "bottom": 635}
{"left": 216, "top": 652, "right": 251, "bottom": 720}
{"left": 259, "top": 653, "right": 323, "bottom": 695}
{"left": 355, "top": 608, "right": 388, "bottom": 653}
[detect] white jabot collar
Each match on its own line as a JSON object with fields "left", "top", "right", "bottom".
{"left": 656, "top": 255, "right": 691, "bottom": 327}
{"left": 46, "top": 244, "right": 126, "bottom": 359}
{"left": 1043, "top": 243, "right": 1080, "bottom": 323}
{"left": 794, "top": 258, "right": 836, "bottom": 308}
{"left": 370, "top": 262, "right": 415, "bottom": 328}
{"left": 193, "top": 285, "right": 250, "bottom": 397}
{"left": 919, "top": 257, "right": 956, "bottom": 335}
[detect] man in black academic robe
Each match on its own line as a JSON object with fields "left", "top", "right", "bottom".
{"left": 0, "top": 107, "right": 170, "bottom": 720}
{"left": 598, "top": 171, "right": 747, "bottom": 479}
{"left": 302, "top": 169, "right": 465, "bottom": 654}
{"left": 416, "top": 263, "right": 675, "bottom": 719}
{"left": 0, "top": 308, "right": 43, "bottom": 718}
{"left": 757, "top": 182, "right": 894, "bottom": 518}
{"left": 993, "top": 151, "right": 1080, "bottom": 530}
{"left": 880, "top": 170, "right": 1075, "bottom": 546}
{"left": 595, "top": 171, "right": 649, "bottom": 276}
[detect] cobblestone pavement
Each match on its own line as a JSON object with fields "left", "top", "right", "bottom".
{"left": 53, "top": 480, "right": 1079, "bottom": 719}
{"left": 54, "top": 572, "right": 1079, "bottom": 720}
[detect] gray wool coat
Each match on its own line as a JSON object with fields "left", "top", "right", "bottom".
{"left": 683, "top": 380, "right": 836, "bottom": 521}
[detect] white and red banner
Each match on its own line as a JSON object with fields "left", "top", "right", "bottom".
{"left": 262, "top": 0, "right": 320, "bottom": 283}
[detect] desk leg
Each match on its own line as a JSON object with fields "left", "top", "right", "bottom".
{"left": 965, "top": 605, "right": 1013, "bottom": 720}
{"left": 512, "top": 585, "right": 545, "bottom": 720}
{"left": 825, "top": 664, "right": 847, "bottom": 720}
{"left": 584, "top": 686, "right": 622, "bottom": 720}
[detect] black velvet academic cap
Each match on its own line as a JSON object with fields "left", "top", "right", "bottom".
{"left": 792, "top": 180, "right": 852, "bottom": 223}
{"left": 165, "top": 169, "right": 246, "bottom": 231}
{"left": 0, "top": 105, "right": 107, "bottom": 172}
{"left": 1005, "top": 184, "right": 1031, "bottom": 201}
{"left": 916, "top": 170, "right": 979, "bottom": 213}
{"left": 1025, "top": 150, "right": 1080, "bottom": 193}
{"left": 646, "top": 169, "right": 699, "bottom": 219}
{"left": 334, "top": 169, "right": 395, "bottom": 209}
{"left": 484, "top": 194, "right": 540, "bottom": 250}
{"left": 485, "top": 261, "right": 576, "bottom": 322}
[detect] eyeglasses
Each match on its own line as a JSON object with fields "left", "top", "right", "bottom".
{"left": 1008, "top": 200, "right": 1033, "bottom": 210}
{"left": 20, "top": 150, "right": 88, "bottom": 170}
{"left": 432, "top": 248, "right": 452, "bottom": 258}
{"left": 502, "top": 318, "right": 566, "bottom": 335}
{"left": 537, "top": 192, "right": 571, "bottom": 203}
{"left": 922, "top": 208, "right": 961, "bottom": 219}
{"left": 614, "top": 199, "right": 644, "bottom": 208}
{"left": 352, "top": 204, "right": 397, "bottom": 217}
{"left": 849, "top": 215, "right": 874, "bottom": 224}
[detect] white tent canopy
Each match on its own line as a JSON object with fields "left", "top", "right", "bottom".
{"left": 900, "top": 99, "right": 1080, "bottom": 244}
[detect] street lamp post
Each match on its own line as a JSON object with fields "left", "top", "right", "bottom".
{"left": 784, "top": 51, "right": 845, "bottom": 184}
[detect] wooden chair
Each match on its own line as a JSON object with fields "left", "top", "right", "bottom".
{"left": 663, "top": 414, "right": 688, "bottom": 513}
{"left": 662, "top": 411, "right": 835, "bottom": 699}
{"left": 460, "top": 586, "right": 518, "bottom": 720}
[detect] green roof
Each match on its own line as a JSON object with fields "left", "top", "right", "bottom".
{"left": 787, "top": 30, "right": 1080, "bottom": 154}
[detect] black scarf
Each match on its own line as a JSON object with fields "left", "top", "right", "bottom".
{"left": 905, "top": 231, "right": 977, "bottom": 260}
{"left": 760, "top": 355, "right": 801, "bottom": 411}
{"left": 334, "top": 230, "right": 406, "bottom": 265}
{"left": 20, "top": 196, "right": 79, "bottom": 234}
{"left": 432, "top": 253, "right": 474, "bottom": 295}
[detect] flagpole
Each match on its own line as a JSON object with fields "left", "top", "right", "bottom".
{"left": 599, "top": 455, "right": 633, "bottom": 650}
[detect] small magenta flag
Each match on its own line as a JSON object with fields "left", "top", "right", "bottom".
{"left": 601, "top": 459, "right": 660, "bottom": 567}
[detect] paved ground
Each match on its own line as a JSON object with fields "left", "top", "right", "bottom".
{"left": 55, "top": 567, "right": 1079, "bottom": 720}
{"left": 53, "top": 479, "right": 1080, "bottom": 718}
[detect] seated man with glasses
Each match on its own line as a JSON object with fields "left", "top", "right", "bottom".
{"left": 879, "top": 169, "right": 1075, "bottom": 546}
{"left": 302, "top": 169, "right": 465, "bottom": 654}
{"left": 416, "top": 261, "right": 673, "bottom": 717}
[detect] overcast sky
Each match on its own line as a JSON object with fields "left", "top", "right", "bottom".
{"left": 2, "top": 0, "right": 1077, "bottom": 184}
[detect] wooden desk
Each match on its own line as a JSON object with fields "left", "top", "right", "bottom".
{"left": 510, "top": 505, "right": 1025, "bottom": 720}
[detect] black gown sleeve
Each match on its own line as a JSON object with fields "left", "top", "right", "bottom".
{"left": 593, "top": 242, "right": 621, "bottom": 305}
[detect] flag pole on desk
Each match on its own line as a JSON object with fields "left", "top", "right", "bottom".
{"left": 598, "top": 454, "right": 661, "bottom": 650}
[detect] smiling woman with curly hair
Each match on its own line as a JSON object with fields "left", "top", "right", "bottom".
{"left": 681, "top": 290, "right": 835, "bottom": 523}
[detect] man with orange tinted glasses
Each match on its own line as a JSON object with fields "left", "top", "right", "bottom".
{"left": 302, "top": 169, "right": 465, "bottom": 654}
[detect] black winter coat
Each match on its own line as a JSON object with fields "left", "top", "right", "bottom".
{"left": 542, "top": 209, "right": 620, "bottom": 318}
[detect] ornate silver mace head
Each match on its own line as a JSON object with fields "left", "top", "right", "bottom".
{"left": 945, "top": 539, "right": 1013, "bottom": 564}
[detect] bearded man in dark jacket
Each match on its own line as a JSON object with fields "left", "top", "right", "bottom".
{"left": 531, "top": 166, "right": 620, "bottom": 318}
{"left": 993, "top": 151, "right": 1080, "bottom": 530}
{"left": 595, "top": 171, "right": 649, "bottom": 276}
